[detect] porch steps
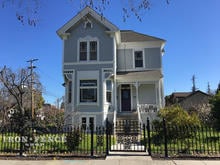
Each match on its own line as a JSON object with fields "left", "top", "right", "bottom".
{"left": 115, "top": 112, "right": 140, "bottom": 135}
{"left": 116, "top": 112, "right": 138, "bottom": 120}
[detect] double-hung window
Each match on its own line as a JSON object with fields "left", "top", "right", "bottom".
{"left": 80, "top": 80, "right": 97, "bottom": 103}
{"left": 89, "top": 41, "right": 97, "bottom": 60}
{"left": 134, "top": 51, "right": 144, "bottom": 68}
{"left": 79, "top": 42, "right": 87, "bottom": 61}
{"left": 106, "top": 80, "right": 112, "bottom": 103}
{"left": 79, "top": 40, "right": 98, "bottom": 61}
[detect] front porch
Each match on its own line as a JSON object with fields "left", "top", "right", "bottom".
{"left": 104, "top": 71, "right": 164, "bottom": 126}
{"left": 115, "top": 81, "right": 162, "bottom": 124}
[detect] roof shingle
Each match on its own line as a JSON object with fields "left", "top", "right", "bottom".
{"left": 120, "top": 30, "right": 165, "bottom": 42}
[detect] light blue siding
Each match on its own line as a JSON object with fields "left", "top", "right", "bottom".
{"left": 145, "top": 48, "right": 161, "bottom": 69}
{"left": 117, "top": 47, "right": 161, "bottom": 71}
{"left": 117, "top": 49, "right": 133, "bottom": 70}
{"left": 63, "top": 16, "right": 114, "bottom": 63}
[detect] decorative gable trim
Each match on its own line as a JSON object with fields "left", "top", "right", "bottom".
{"left": 83, "top": 18, "right": 93, "bottom": 29}
{"left": 57, "top": 6, "right": 119, "bottom": 39}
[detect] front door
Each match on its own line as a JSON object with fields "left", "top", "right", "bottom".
{"left": 121, "top": 85, "right": 131, "bottom": 112}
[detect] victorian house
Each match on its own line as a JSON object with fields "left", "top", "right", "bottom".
{"left": 57, "top": 6, "right": 166, "bottom": 127}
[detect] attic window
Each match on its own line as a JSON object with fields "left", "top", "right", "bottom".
{"left": 84, "top": 20, "right": 93, "bottom": 29}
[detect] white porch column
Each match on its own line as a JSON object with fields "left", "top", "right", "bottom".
{"left": 113, "top": 35, "right": 117, "bottom": 124}
{"left": 135, "top": 82, "right": 140, "bottom": 107}
{"left": 113, "top": 80, "right": 117, "bottom": 124}
{"left": 158, "top": 80, "right": 162, "bottom": 108}
{"left": 155, "top": 81, "right": 159, "bottom": 107}
{"left": 135, "top": 82, "right": 142, "bottom": 123}
{"left": 102, "top": 79, "right": 106, "bottom": 125}
{"left": 160, "top": 78, "right": 165, "bottom": 107}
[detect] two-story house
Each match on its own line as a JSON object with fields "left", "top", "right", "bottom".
{"left": 57, "top": 6, "right": 166, "bottom": 127}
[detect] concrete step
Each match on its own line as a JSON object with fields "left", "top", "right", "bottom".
{"left": 116, "top": 112, "right": 138, "bottom": 120}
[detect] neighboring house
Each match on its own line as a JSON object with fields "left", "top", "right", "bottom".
{"left": 57, "top": 6, "right": 166, "bottom": 127}
{"left": 165, "top": 92, "right": 191, "bottom": 106}
{"left": 165, "top": 90, "right": 211, "bottom": 122}
{"left": 178, "top": 90, "right": 211, "bottom": 112}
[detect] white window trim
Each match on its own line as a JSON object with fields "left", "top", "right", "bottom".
{"left": 102, "top": 68, "right": 113, "bottom": 104}
{"left": 133, "top": 49, "right": 145, "bottom": 69}
{"left": 106, "top": 79, "right": 112, "bottom": 103}
{"left": 81, "top": 115, "right": 96, "bottom": 130}
{"left": 84, "top": 19, "right": 93, "bottom": 29}
{"left": 64, "top": 70, "right": 75, "bottom": 107}
{"left": 77, "top": 36, "right": 99, "bottom": 62}
{"left": 77, "top": 71, "right": 99, "bottom": 105}
{"left": 79, "top": 80, "right": 98, "bottom": 104}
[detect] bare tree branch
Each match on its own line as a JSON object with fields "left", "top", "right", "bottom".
{"left": 0, "top": 0, "right": 169, "bottom": 26}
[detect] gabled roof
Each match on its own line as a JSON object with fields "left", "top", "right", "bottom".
{"left": 120, "top": 30, "right": 166, "bottom": 42}
{"left": 178, "top": 90, "right": 211, "bottom": 103}
{"left": 57, "top": 6, "right": 119, "bottom": 39}
{"left": 171, "top": 92, "right": 192, "bottom": 98}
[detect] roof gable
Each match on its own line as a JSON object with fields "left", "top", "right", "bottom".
{"left": 57, "top": 6, "right": 119, "bottom": 39}
{"left": 179, "top": 90, "right": 210, "bottom": 103}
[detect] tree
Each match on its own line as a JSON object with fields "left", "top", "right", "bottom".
{"left": 0, "top": 66, "right": 43, "bottom": 128}
{"left": 191, "top": 74, "right": 198, "bottom": 93}
{"left": 207, "top": 82, "right": 211, "bottom": 95}
{"left": 0, "top": 87, "right": 12, "bottom": 127}
{"left": 216, "top": 82, "right": 220, "bottom": 94}
{"left": 35, "top": 105, "right": 64, "bottom": 130}
{"left": 210, "top": 91, "right": 220, "bottom": 129}
{"left": 0, "top": 0, "right": 169, "bottom": 26}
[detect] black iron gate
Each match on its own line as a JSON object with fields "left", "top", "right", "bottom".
{"left": 107, "top": 119, "right": 147, "bottom": 152}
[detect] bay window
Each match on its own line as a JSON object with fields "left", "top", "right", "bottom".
{"left": 106, "top": 80, "right": 112, "bottom": 103}
{"left": 80, "top": 80, "right": 97, "bottom": 103}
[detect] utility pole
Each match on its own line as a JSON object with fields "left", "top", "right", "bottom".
{"left": 27, "top": 59, "right": 38, "bottom": 121}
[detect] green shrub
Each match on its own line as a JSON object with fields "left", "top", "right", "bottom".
{"left": 158, "top": 105, "right": 201, "bottom": 127}
{"left": 151, "top": 106, "right": 201, "bottom": 144}
{"left": 65, "top": 128, "right": 81, "bottom": 151}
{"left": 210, "top": 91, "right": 220, "bottom": 130}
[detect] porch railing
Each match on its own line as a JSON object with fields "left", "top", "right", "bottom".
{"left": 138, "top": 104, "right": 158, "bottom": 113}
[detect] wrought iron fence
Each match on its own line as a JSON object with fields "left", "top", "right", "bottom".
{"left": 1, "top": 119, "right": 220, "bottom": 158}
{"left": 0, "top": 125, "right": 107, "bottom": 157}
{"left": 148, "top": 119, "right": 220, "bottom": 157}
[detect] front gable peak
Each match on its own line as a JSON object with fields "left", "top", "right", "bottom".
{"left": 57, "top": 6, "right": 119, "bottom": 39}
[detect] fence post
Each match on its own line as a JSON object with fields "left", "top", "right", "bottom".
{"left": 163, "top": 118, "right": 168, "bottom": 158}
{"left": 106, "top": 118, "right": 109, "bottom": 155}
{"left": 90, "top": 123, "right": 94, "bottom": 157}
{"left": 147, "top": 118, "right": 151, "bottom": 156}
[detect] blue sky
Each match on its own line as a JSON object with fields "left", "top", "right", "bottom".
{"left": 0, "top": 0, "right": 219, "bottom": 104}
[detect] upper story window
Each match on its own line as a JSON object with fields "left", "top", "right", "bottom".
{"left": 89, "top": 41, "right": 97, "bottom": 60}
{"left": 80, "top": 42, "right": 87, "bottom": 61}
{"left": 134, "top": 51, "right": 144, "bottom": 68}
{"left": 78, "top": 37, "right": 99, "bottom": 62}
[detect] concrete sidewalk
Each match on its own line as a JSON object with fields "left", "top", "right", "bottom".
{"left": 0, "top": 153, "right": 220, "bottom": 165}
{"left": 0, "top": 158, "right": 220, "bottom": 165}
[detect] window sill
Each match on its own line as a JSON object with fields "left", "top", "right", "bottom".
{"left": 78, "top": 102, "right": 99, "bottom": 106}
